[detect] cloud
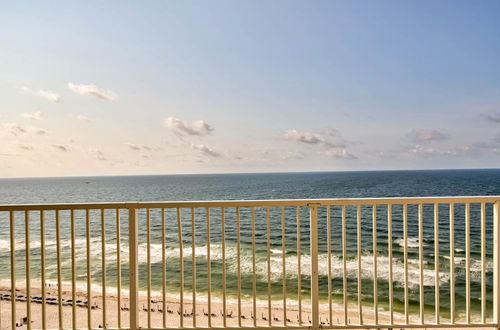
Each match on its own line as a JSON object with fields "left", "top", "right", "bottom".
{"left": 52, "top": 144, "right": 69, "bottom": 152}
{"left": 284, "top": 130, "right": 325, "bottom": 144}
{"left": 88, "top": 148, "right": 107, "bottom": 160}
{"left": 324, "top": 148, "right": 357, "bottom": 159}
{"left": 67, "top": 82, "right": 117, "bottom": 100}
{"left": 482, "top": 112, "right": 500, "bottom": 123}
{"left": 125, "top": 143, "right": 155, "bottom": 151}
{"left": 2, "top": 122, "right": 48, "bottom": 136}
{"left": 3, "top": 122, "right": 27, "bottom": 135}
{"left": 406, "top": 144, "right": 472, "bottom": 157}
{"left": 164, "top": 117, "right": 214, "bottom": 136}
{"left": 19, "top": 144, "right": 34, "bottom": 151}
{"left": 37, "top": 90, "right": 61, "bottom": 103}
{"left": 284, "top": 129, "right": 345, "bottom": 148}
{"left": 22, "top": 111, "right": 44, "bottom": 121}
{"left": 191, "top": 144, "right": 220, "bottom": 157}
{"left": 77, "top": 115, "right": 92, "bottom": 122}
{"left": 35, "top": 128, "right": 48, "bottom": 135}
{"left": 126, "top": 143, "right": 141, "bottom": 151}
{"left": 20, "top": 87, "right": 61, "bottom": 103}
{"left": 407, "top": 129, "right": 447, "bottom": 142}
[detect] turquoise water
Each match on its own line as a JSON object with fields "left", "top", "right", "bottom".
{"left": 1, "top": 169, "right": 500, "bottom": 318}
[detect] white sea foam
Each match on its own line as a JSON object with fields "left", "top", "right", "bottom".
{"left": 2, "top": 238, "right": 492, "bottom": 290}
{"left": 394, "top": 237, "right": 422, "bottom": 248}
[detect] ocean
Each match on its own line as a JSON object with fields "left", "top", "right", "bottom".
{"left": 1, "top": 169, "right": 500, "bottom": 319}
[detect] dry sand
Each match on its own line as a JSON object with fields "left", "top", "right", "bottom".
{"left": 0, "top": 281, "right": 490, "bottom": 329}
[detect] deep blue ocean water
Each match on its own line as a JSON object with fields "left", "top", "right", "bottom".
{"left": 1, "top": 169, "right": 500, "bottom": 320}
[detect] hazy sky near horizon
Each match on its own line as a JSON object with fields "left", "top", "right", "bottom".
{"left": 1, "top": 1, "right": 500, "bottom": 177}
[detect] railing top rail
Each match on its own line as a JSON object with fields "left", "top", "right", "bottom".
{"left": 1, "top": 195, "right": 500, "bottom": 211}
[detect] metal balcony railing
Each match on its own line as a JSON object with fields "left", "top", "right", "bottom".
{"left": 0, "top": 197, "right": 499, "bottom": 329}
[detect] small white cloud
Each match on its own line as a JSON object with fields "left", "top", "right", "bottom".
{"left": 407, "top": 129, "right": 447, "bottom": 142}
{"left": 3, "top": 122, "right": 48, "bottom": 136}
{"left": 191, "top": 144, "right": 220, "bottom": 158}
{"left": 284, "top": 130, "right": 325, "bottom": 144}
{"left": 406, "top": 144, "right": 471, "bottom": 157}
{"left": 37, "top": 90, "right": 61, "bottom": 103}
{"left": 284, "top": 129, "right": 345, "bottom": 148}
{"left": 67, "top": 82, "right": 117, "bottom": 100}
{"left": 3, "top": 122, "right": 27, "bottom": 135}
{"left": 19, "top": 87, "right": 61, "bottom": 103}
{"left": 164, "top": 117, "right": 214, "bottom": 136}
{"left": 77, "top": 115, "right": 92, "bottom": 122}
{"left": 53, "top": 144, "right": 69, "bottom": 152}
{"left": 126, "top": 143, "right": 141, "bottom": 151}
{"left": 22, "top": 111, "right": 44, "bottom": 121}
{"left": 482, "top": 112, "right": 500, "bottom": 123}
{"left": 324, "top": 148, "right": 357, "bottom": 159}
{"left": 19, "top": 144, "right": 34, "bottom": 151}
{"left": 35, "top": 128, "right": 48, "bottom": 135}
{"left": 88, "top": 148, "right": 107, "bottom": 160}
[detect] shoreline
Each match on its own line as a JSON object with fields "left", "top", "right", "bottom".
{"left": 0, "top": 280, "right": 400, "bottom": 329}
{"left": 0, "top": 280, "right": 492, "bottom": 329}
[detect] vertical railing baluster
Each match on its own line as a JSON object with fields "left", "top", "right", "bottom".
{"left": 296, "top": 206, "right": 302, "bottom": 326}
{"left": 373, "top": 204, "right": 378, "bottom": 324}
{"left": 236, "top": 207, "right": 242, "bottom": 327}
{"left": 116, "top": 208, "right": 122, "bottom": 329}
{"left": 481, "top": 202, "right": 486, "bottom": 323}
{"left": 403, "top": 204, "right": 409, "bottom": 324}
{"left": 493, "top": 201, "right": 500, "bottom": 329}
{"left": 465, "top": 203, "right": 471, "bottom": 324}
{"left": 450, "top": 203, "right": 455, "bottom": 324}
{"left": 206, "top": 207, "right": 212, "bottom": 328}
{"left": 418, "top": 204, "right": 424, "bottom": 324}
{"left": 221, "top": 207, "right": 227, "bottom": 327}
{"left": 147, "top": 208, "right": 151, "bottom": 328}
{"left": 309, "top": 204, "right": 320, "bottom": 330}
{"left": 10, "top": 211, "right": 16, "bottom": 330}
{"left": 41, "top": 210, "right": 47, "bottom": 330}
{"left": 281, "top": 207, "right": 287, "bottom": 326}
{"left": 357, "top": 205, "right": 363, "bottom": 325}
{"left": 266, "top": 207, "right": 271, "bottom": 326}
{"left": 342, "top": 205, "right": 347, "bottom": 325}
{"left": 388, "top": 204, "right": 393, "bottom": 325}
{"left": 191, "top": 208, "right": 197, "bottom": 328}
{"left": 327, "top": 206, "right": 332, "bottom": 326}
{"left": 25, "top": 210, "right": 31, "bottom": 330}
{"left": 252, "top": 207, "right": 257, "bottom": 327}
{"left": 71, "top": 210, "right": 76, "bottom": 329}
{"left": 434, "top": 203, "right": 440, "bottom": 324}
{"left": 128, "top": 206, "right": 139, "bottom": 330}
{"left": 176, "top": 208, "right": 184, "bottom": 328}
{"left": 56, "top": 210, "right": 63, "bottom": 328}
{"left": 101, "top": 209, "right": 107, "bottom": 328}
{"left": 162, "top": 208, "right": 166, "bottom": 328}
{"left": 86, "top": 209, "right": 92, "bottom": 329}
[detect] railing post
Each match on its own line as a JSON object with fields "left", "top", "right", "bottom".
{"left": 309, "top": 204, "right": 320, "bottom": 330}
{"left": 128, "top": 205, "right": 139, "bottom": 330}
{"left": 494, "top": 202, "right": 500, "bottom": 327}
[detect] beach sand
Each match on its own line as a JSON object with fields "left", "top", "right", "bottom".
{"left": 0, "top": 281, "right": 489, "bottom": 329}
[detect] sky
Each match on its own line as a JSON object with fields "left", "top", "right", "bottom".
{"left": 1, "top": 0, "right": 500, "bottom": 178}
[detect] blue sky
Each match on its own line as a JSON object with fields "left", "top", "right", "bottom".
{"left": 1, "top": 1, "right": 500, "bottom": 177}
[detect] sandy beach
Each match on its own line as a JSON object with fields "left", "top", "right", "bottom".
{"left": 1, "top": 280, "right": 494, "bottom": 329}
{"left": 0, "top": 279, "right": 404, "bottom": 329}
